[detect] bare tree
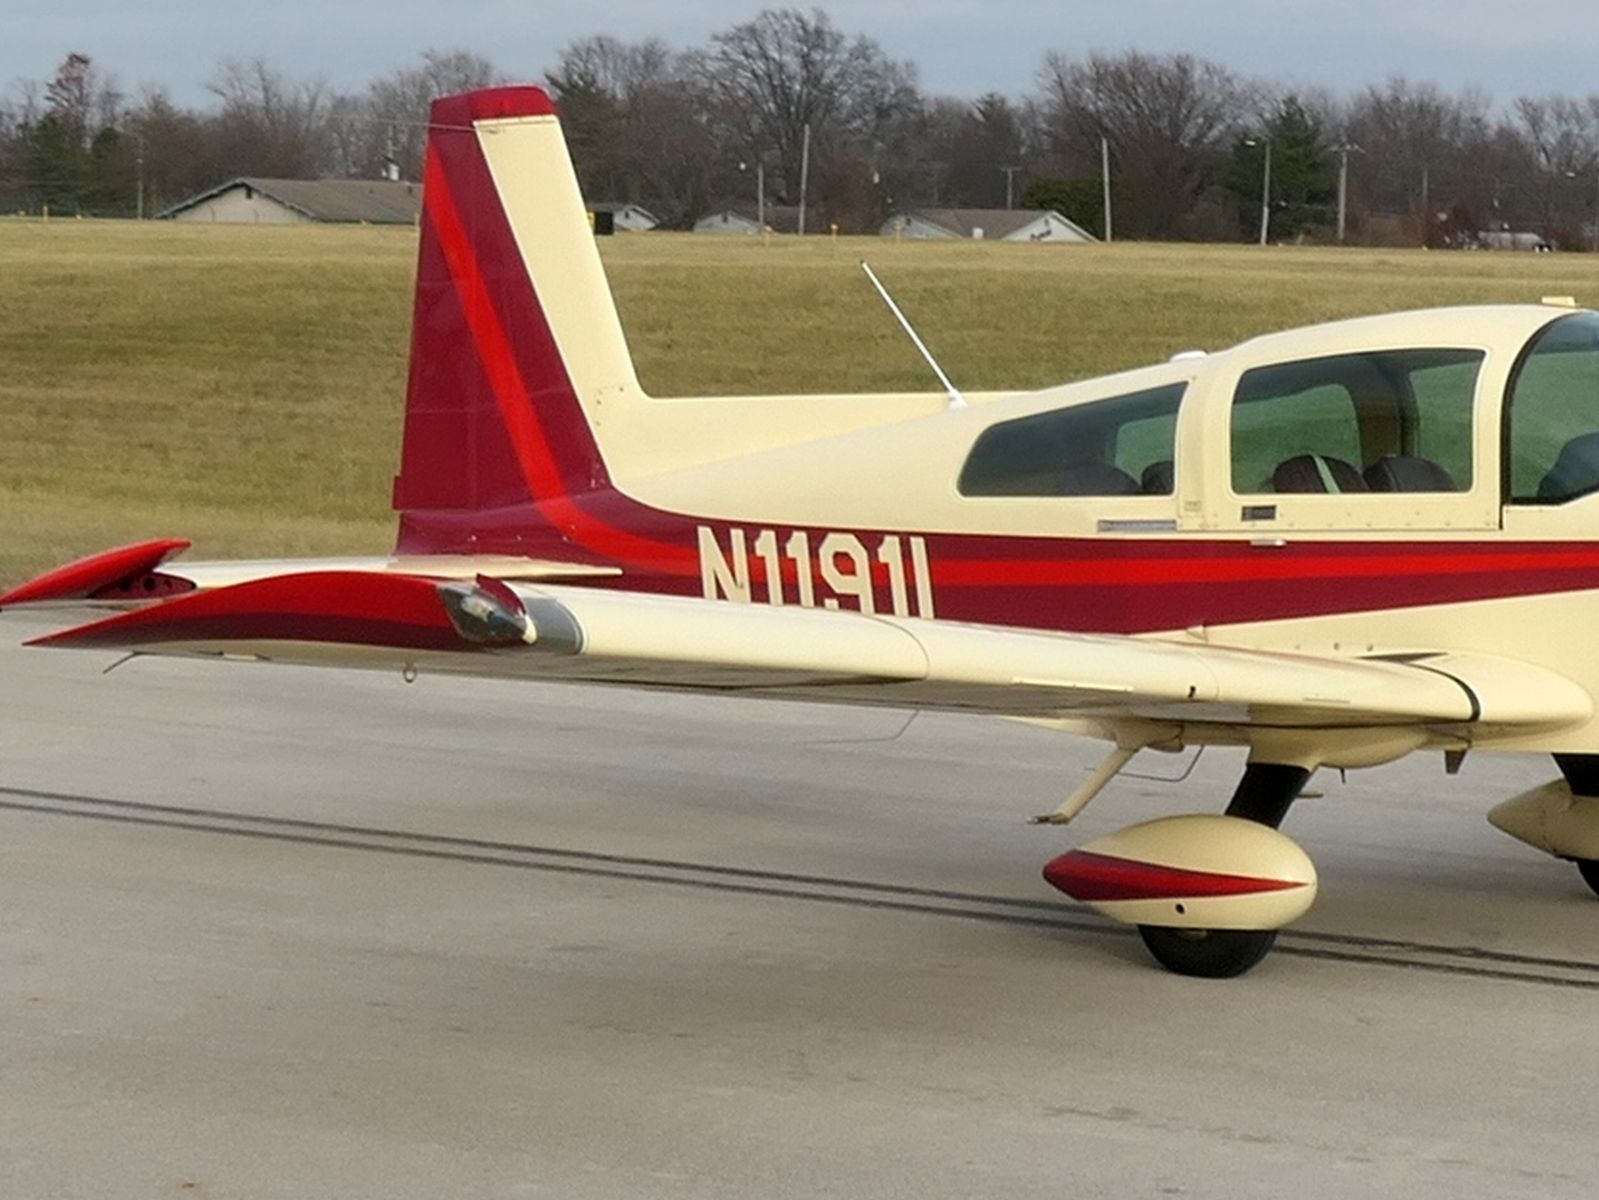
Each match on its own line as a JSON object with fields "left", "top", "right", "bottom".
{"left": 1512, "top": 94, "right": 1599, "bottom": 243}
{"left": 206, "top": 58, "right": 334, "bottom": 178}
{"left": 545, "top": 35, "right": 720, "bottom": 225}
{"left": 361, "top": 49, "right": 501, "bottom": 180}
{"left": 1342, "top": 78, "right": 1498, "bottom": 241}
{"left": 1037, "top": 50, "right": 1256, "bottom": 238}
{"left": 694, "top": 7, "right": 918, "bottom": 219}
{"left": 123, "top": 86, "right": 215, "bottom": 212}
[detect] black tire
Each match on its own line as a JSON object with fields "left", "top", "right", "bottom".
{"left": 1576, "top": 859, "right": 1599, "bottom": 899}
{"left": 1137, "top": 926, "right": 1278, "bottom": 979}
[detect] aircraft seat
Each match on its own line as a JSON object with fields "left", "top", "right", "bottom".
{"left": 1057, "top": 463, "right": 1139, "bottom": 496}
{"left": 1363, "top": 455, "right": 1457, "bottom": 492}
{"left": 1140, "top": 460, "right": 1175, "bottom": 495}
{"left": 1538, "top": 432, "right": 1599, "bottom": 502}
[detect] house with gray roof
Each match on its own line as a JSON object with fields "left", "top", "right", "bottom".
{"left": 159, "top": 178, "right": 422, "bottom": 225}
{"left": 882, "top": 208, "right": 1096, "bottom": 243}
{"left": 694, "top": 205, "right": 805, "bottom": 235}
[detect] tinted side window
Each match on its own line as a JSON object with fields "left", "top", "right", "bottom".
{"left": 1506, "top": 313, "right": 1599, "bottom": 502}
{"left": 959, "top": 384, "right": 1185, "bottom": 497}
{"left": 1231, "top": 349, "right": 1481, "bottom": 494}
{"left": 1410, "top": 358, "right": 1479, "bottom": 487}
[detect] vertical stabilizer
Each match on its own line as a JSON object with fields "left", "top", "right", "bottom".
{"left": 393, "top": 86, "right": 642, "bottom": 552}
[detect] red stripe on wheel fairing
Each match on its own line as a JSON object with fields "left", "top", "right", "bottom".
{"left": 1043, "top": 850, "right": 1306, "bottom": 902}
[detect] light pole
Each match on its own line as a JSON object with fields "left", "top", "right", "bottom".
{"left": 1000, "top": 165, "right": 1022, "bottom": 209}
{"left": 797, "top": 122, "right": 811, "bottom": 236}
{"left": 1100, "top": 135, "right": 1113, "bottom": 242}
{"left": 1336, "top": 142, "right": 1360, "bottom": 244}
{"left": 1244, "top": 136, "right": 1272, "bottom": 245}
{"left": 738, "top": 158, "right": 767, "bottom": 231}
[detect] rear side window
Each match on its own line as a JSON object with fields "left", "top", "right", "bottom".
{"left": 959, "top": 383, "right": 1186, "bottom": 497}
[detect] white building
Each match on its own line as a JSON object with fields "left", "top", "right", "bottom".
{"left": 882, "top": 208, "right": 1096, "bottom": 243}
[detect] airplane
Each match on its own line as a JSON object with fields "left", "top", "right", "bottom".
{"left": 6, "top": 84, "right": 1599, "bottom": 979}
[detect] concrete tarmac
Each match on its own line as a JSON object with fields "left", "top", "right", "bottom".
{"left": 1, "top": 608, "right": 1597, "bottom": 1199}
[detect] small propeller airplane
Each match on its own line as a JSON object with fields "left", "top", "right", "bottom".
{"left": 8, "top": 85, "right": 1599, "bottom": 977}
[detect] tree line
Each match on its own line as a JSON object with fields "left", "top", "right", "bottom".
{"left": 5, "top": 8, "right": 1599, "bottom": 247}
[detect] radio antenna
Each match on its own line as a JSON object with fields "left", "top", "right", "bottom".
{"left": 859, "top": 261, "right": 966, "bottom": 410}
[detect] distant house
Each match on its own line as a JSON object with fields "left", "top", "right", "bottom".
{"left": 694, "top": 204, "right": 805, "bottom": 234}
{"left": 588, "top": 202, "right": 659, "bottom": 234}
{"left": 160, "top": 177, "right": 422, "bottom": 225}
{"left": 882, "top": 208, "right": 1096, "bottom": 243}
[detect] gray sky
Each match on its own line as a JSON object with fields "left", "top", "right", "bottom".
{"left": 6, "top": 0, "right": 1599, "bottom": 109}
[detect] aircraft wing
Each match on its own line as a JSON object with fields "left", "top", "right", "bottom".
{"left": 15, "top": 566, "right": 1591, "bottom": 740}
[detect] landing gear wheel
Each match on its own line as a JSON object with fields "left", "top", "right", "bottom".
{"left": 1137, "top": 926, "right": 1278, "bottom": 978}
{"left": 1576, "top": 859, "right": 1599, "bottom": 899}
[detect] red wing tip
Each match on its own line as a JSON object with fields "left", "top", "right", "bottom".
{"left": 431, "top": 86, "right": 556, "bottom": 126}
{"left": 23, "top": 569, "right": 465, "bottom": 655}
{"left": 0, "top": 538, "right": 191, "bottom": 608}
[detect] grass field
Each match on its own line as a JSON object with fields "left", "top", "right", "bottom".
{"left": 3, "top": 218, "right": 1599, "bottom": 585}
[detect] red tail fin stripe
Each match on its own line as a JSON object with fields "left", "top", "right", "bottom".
{"left": 422, "top": 145, "right": 570, "bottom": 508}
{"left": 421, "top": 140, "right": 697, "bottom": 575}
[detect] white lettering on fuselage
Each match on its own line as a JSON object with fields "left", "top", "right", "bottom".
{"left": 697, "top": 526, "right": 935, "bottom": 618}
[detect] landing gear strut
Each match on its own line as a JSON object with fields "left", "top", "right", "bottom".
{"left": 1136, "top": 763, "right": 1311, "bottom": 979}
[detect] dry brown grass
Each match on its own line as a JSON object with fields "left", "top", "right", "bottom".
{"left": 3, "top": 218, "right": 1598, "bottom": 584}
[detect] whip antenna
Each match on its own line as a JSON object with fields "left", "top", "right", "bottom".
{"left": 859, "top": 261, "right": 966, "bottom": 410}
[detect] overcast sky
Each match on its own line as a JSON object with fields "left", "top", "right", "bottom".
{"left": 7, "top": 1, "right": 1599, "bottom": 109}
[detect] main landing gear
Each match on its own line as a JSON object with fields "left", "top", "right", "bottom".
{"left": 1042, "top": 756, "right": 1318, "bottom": 979}
{"left": 1136, "top": 764, "right": 1310, "bottom": 979}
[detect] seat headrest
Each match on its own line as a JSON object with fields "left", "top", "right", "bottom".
{"left": 1140, "top": 460, "right": 1175, "bottom": 495}
{"left": 1363, "top": 455, "right": 1457, "bottom": 492}
{"left": 1057, "top": 463, "right": 1139, "bottom": 496}
{"left": 1271, "top": 455, "right": 1368, "bottom": 494}
{"left": 1539, "top": 432, "right": 1599, "bottom": 502}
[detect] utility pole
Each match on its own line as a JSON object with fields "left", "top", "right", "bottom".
{"left": 1258, "top": 138, "right": 1272, "bottom": 246}
{"left": 1244, "top": 136, "right": 1272, "bottom": 245}
{"left": 1336, "top": 143, "right": 1358, "bottom": 243}
{"left": 757, "top": 160, "right": 766, "bottom": 232}
{"left": 797, "top": 122, "right": 811, "bottom": 236}
{"left": 1000, "top": 165, "right": 1021, "bottom": 209}
{"left": 1101, "top": 136, "right": 1112, "bottom": 242}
